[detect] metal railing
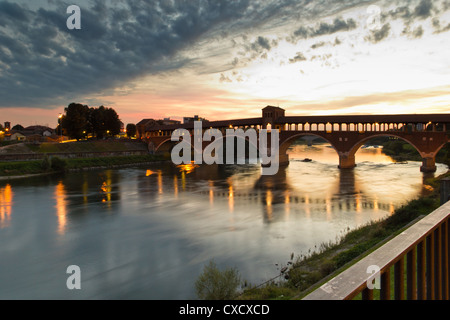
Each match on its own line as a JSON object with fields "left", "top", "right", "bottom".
{"left": 303, "top": 195, "right": 450, "bottom": 300}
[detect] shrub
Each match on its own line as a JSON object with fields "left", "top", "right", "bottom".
{"left": 41, "top": 155, "right": 51, "bottom": 171}
{"left": 195, "top": 260, "right": 241, "bottom": 300}
{"left": 51, "top": 157, "right": 67, "bottom": 171}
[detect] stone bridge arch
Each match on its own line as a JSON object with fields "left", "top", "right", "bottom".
{"left": 148, "top": 130, "right": 261, "bottom": 164}
{"left": 348, "top": 133, "right": 448, "bottom": 172}
{"left": 278, "top": 131, "right": 448, "bottom": 173}
{"left": 278, "top": 132, "right": 340, "bottom": 166}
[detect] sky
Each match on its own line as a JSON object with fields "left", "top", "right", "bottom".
{"left": 1, "top": 0, "right": 450, "bottom": 128}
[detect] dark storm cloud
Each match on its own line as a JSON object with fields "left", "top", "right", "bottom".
{"left": 414, "top": 0, "right": 433, "bottom": 19}
{"left": 387, "top": 0, "right": 435, "bottom": 22}
{"left": 1, "top": 0, "right": 443, "bottom": 109}
{"left": 247, "top": 36, "right": 279, "bottom": 58}
{"left": 0, "top": 0, "right": 264, "bottom": 108}
{"left": 292, "top": 17, "right": 358, "bottom": 40}
{"left": 365, "top": 23, "right": 391, "bottom": 43}
{"left": 0, "top": 1, "right": 28, "bottom": 22}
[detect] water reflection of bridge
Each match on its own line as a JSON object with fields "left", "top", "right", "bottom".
{"left": 143, "top": 164, "right": 400, "bottom": 223}
{"left": 195, "top": 189, "right": 396, "bottom": 216}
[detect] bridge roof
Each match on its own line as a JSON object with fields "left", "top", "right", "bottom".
{"left": 277, "top": 114, "right": 450, "bottom": 124}
{"left": 143, "top": 113, "right": 450, "bottom": 132}
{"left": 145, "top": 118, "right": 263, "bottom": 131}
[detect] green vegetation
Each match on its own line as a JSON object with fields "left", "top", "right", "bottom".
{"left": 195, "top": 260, "right": 241, "bottom": 300}
{"left": 0, "top": 156, "right": 68, "bottom": 177}
{"left": 32, "top": 140, "right": 147, "bottom": 154}
{"left": 64, "top": 154, "right": 166, "bottom": 170}
{"left": 0, "top": 154, "right": 166, "bottom": 177}
{"left": 0, "top": 160, "right": 48, "bottom": 177}
{"left": 0, "top": 140, "right": 167, "bottom": 178}
{"left": 1, "top": 140, "right": 148, "bottom": 154}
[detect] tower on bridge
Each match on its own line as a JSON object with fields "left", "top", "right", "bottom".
{"left": 262, "top": 106, "right": 285, "bottom": 129}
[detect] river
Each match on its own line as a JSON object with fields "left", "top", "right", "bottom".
{"left": 0, "top": 142, "right": 447, "bottom": 299}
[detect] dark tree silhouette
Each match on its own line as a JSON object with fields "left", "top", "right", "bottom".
{"left": 61, "top": 103, "right": 90, "bottom": 140}
{"left": 61, "top": 103, "right": 122, "bottom": 140}
{"left": 12, "top": 124, "right": 24, "bottom": 131}
{"left": 126, "top": 123, "right": 137, "bottom": 138}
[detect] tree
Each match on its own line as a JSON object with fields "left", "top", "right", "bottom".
{"left": 88, "top": 105, "right": 121, "bottom": 139}
{"left": 126, "top": 124, "right": 137, "bottom": 138}
{"left": 12, "top": 124, "right": 24, "bottom": 131}
{"left": 104, "top": 107, "right": 121, "bottom": 137}
{"left": 195, "top": 260, "right": 241, "bottom": 300}
{"left": 61, "top": 103, "right": 122, "bottom": 140}
{"left": 61, "top": 103, "right": 90, "bottom": 140}
{"left": 89, "top": 106, "right": 106, "bottom": 139}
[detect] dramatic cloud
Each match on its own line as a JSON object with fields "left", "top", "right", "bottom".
{"left": 365, "top": 23, "right": 391, "bottom": 43}
{"left": 292, "top": 17, "right": 358, "bottom": 40}
{"left": 414, "top": 0, "right": 433, "bottom": 19}
{"left": 1, "top": 0, "right": 450, "bottom": 124}
{"left": 387, "top": 0, "right": 434, "bottom": 22}
{"left": 0, "top": 0, "right": 274, "bottom": 108}
{"left": 432, "top": 18, "right": 450, "bottom": 34}
{"left": 289, "top": 52, "right": 307, "bottom": 64}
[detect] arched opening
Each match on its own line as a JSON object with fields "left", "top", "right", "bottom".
{"left": 216, "top": 133, "right": 260, "bottom": 165}
{"left": 155, "top": 139, "right": 179, "bottom": 157}
{"left": 351, "top": 135, "right": 423, "bottom": 165}
{"left": 280, "top": 133, "right": 339, "bottom": 165}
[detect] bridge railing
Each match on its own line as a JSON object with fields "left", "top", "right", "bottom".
{"left": 303, "top": 197, "right": 450, "bottom": 300}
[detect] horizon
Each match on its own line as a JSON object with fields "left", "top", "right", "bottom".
{"left": 1, "top": 0, "right": 450, "bottom": 128}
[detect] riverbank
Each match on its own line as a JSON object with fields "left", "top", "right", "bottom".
{"left": 0, "top": 154, "right": 168, "bottom": 180}
{"left": 237, "top": 169, "right": 450, "bottom": 300}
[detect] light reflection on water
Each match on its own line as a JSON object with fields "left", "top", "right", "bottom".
{"left": 0, "top": 144, "right": 447, "bottom": 299}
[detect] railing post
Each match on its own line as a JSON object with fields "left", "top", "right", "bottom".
{"left": 407, "top": 249, "right": 417, "bottom": 300}
{"left": 362, "top": 287, "right": 374, "bottom": 300}
{"left": 441, "top": 178, "right": 450, "bottom": 205}
{"left": 427, "top": 234, "right": 435, "bottom": 300}
{"left": 417, "top": 241, "right": 426, "bottom": 300}
{"left": 446, "top": 220, "right": 450, "bottom": 300}
{"left": 435, "top": 226, "right": 443, "bottom": 299}
{"left": 380, "top": 269, "right": 391, "bottom": 300}
{"left": 395, "top": 259, "right": 405, "bottom": 300}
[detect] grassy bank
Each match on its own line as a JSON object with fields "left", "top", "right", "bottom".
{"left": 0, "top": 140, "right": 149, "bottom": 155}
{"left": 237, "top": 171, "right": 448, "bottom": 300}
{"left": 0, "top": 154, "right": 167, "bottom": 178}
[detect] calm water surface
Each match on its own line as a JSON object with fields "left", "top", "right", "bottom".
{"left": 0, "top": 143, "right": 447, "bottom": 299}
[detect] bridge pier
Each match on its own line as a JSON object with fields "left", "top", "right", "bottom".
{"left": 261, "top": 153, "right": 290, "bottom": 169}
{"left": 338, "top": 153, "right": 356, "bottom": 170}
{"left": 278, "top": 153, "right": 290, "bottom": 167}
{"left": 420, "top": 157, "right": 437, "bottom": 173}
